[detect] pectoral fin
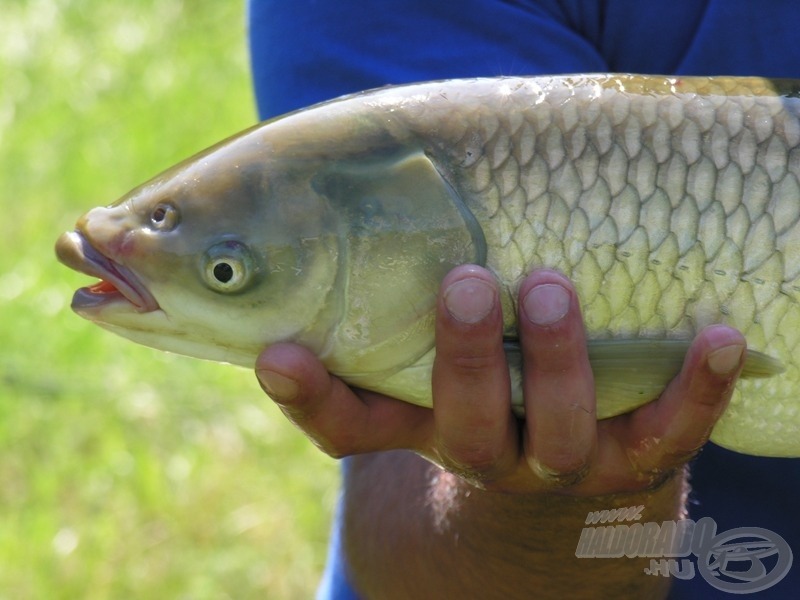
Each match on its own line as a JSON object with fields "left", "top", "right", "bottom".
{"left": 504, "top": 339, "right": 783, "bottom": 418}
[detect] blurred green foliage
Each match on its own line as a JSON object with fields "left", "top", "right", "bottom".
{"left": 0, "top": 0, "right": 339, "bottom": 597}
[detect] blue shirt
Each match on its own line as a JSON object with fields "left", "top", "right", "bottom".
{"left": 248, "top": 1, "right": 800, "bottom": 597}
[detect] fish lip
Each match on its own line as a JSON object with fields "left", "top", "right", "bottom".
{"left": 55, "top": 230, "right": 159, "bottom": 313}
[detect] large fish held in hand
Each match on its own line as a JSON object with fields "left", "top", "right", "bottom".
{"left": 56, "top": 75, "right": 800, "bottom": 457}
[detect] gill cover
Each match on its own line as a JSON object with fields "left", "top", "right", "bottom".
{"left": 314, "top": 150, "right": 486, "bottom": 382}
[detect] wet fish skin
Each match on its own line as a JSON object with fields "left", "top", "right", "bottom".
{"left": 378, "top": 75, "right": 800, "bottom": 457}
{"left": 56, "top": 75, "right": 800, "bottom": 457}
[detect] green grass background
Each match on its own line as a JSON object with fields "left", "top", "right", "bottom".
{"left": 0, "top": 1, "right": 340, "bottom": 597}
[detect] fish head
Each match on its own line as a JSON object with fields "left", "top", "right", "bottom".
{"left": 56, "top": 102, "right": 486, "bottom": 389}
{"left": 55, "top": 136, "right": 343, "bottom": 367}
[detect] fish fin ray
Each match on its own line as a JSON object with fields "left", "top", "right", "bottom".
{"left": 503, "top": 338, "right": 784, "bottom": 419}
{"left": 740, "top": 349, "right": 785, "bottom": 378}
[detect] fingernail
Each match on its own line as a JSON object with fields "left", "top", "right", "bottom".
{"left": 707, "top": 344, "right": 744, "bottom": 376}
{"left": 523, "top": 284, "right": 570, "bottom": 326}
{"left": 257, "top": 370, "right": 299, "bottom": 402}
{"left": 443, "top": 277, "right": 495, "bottom": 323}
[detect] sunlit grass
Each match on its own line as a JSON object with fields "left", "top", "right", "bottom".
{"left": 0, "top": 1, "right": 339, "bottom": 597}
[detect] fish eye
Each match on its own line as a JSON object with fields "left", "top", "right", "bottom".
{"left": 202, "top": 241, "right": 255, "bottom": 293}
{"left": 150, "top": 203, "right": 180, "bottom": 231}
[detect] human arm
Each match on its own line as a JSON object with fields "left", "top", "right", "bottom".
{"left": 256, "top": 266, "right": 745, "bottom": 598}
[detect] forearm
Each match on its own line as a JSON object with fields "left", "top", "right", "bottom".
{"left": 343, "top": 450, "right": 684, "bottom": 599}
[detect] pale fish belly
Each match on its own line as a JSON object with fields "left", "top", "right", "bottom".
{"left": 424, "top": 75, "right": 800, "bottom": 456}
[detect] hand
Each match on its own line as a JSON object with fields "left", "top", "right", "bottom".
{"left": 255, "top": 265, "right": 745, "bottom": 496}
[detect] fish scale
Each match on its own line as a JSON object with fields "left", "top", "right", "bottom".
{"left": 56, "top": 75, "right": 800, "bottom": 456}
{"left": 405, "top": 76, "right": 800, "bottom": 454}
{"left": 423, "top": 81, "right": 795, "bottom": 300}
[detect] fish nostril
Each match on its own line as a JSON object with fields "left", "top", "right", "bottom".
{"left": 75, "top": 206, "right": 138, "bottom": 258}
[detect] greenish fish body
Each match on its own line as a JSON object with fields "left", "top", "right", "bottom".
{"left": 56, "top": 75, "right": 800, "bottom": 457}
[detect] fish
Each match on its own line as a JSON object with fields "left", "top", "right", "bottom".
{"left": 55, "top": 74, "right": 800, "bottom": 457}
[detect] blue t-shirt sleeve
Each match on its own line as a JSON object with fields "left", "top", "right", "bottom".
{"left": 247, "top": 1, "right": 800, "bottom": 598}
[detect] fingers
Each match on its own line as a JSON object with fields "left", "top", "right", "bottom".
{"left": 612, "top": 324, "right": 745, "bottom": 481}
{"left": 255, "top": 265, "right": 745, "bottom": 498}
{"left": 255, "top": 344, "right": 431, "bottom": 457}
{"left": 431, "top": 265, "right": 518, "bottom": 481}
{"left": 518, "top": 271, "right": 597, "bottom": 485}
{"left": 254, "top": 263, "right": 522, "bottom": 474}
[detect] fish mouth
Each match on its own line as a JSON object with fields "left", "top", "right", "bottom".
{"left": 55, "top": 231, "right": 159, "bottom": 313}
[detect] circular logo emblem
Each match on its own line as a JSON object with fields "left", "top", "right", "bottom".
{"left": 697, "top": 527, "right": 793, "bottom": 594}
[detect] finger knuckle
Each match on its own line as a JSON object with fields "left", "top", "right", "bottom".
{"left": 311, "top": 435, "right": 357, "bottom": 460}
{"left": 529, "top": 455, "right": 590, "bottom": 488}
{"left": 537, "top": 356, "right": 591, "bottom": 381}
{"left": 282, "top": 412, "right": 362, "bottom": 460}
{"left": 659, "top": 445, "right": 704, "bottom": 469}
{"left": 633, "top": 466, "right": 682, "bottom": 491}
{"left": 438, "top": 439, "right": 505, "bottom": 482}
{"left": 626, "top": 441, "right": 694, "bottom": 488}
{"left": 449, "top": 351, "right": 499, "bottom": 377}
